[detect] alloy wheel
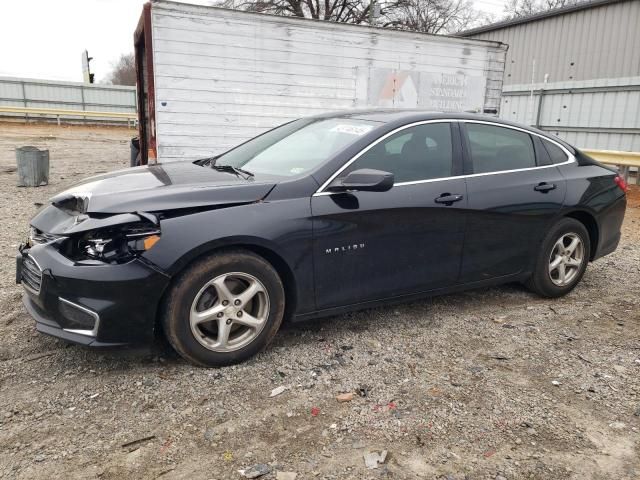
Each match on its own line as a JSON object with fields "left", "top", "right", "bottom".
{"left": 548, "top": 233, "right": 584, "bottom": 287}
{"left": 189, "top": 272, "right": 269, "bottom": 352}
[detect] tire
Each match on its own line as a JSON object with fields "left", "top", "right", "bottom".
{"left": 161, "top": 250, "right": 285, "bottom": 367}
{"left": 526, "top": 218, "right": 591, "bottom": 298}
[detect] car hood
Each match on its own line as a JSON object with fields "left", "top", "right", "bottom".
{"left": 48, "top": 162, "right": 278, "bottom": 215}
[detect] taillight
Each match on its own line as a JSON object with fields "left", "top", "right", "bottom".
{"left": 614, "top": 175, "right": 628, "bottom": 193}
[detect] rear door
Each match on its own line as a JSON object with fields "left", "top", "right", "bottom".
{"left": 311, "top": 121, "right": 467, "bottom": 309}
{"left": 459, "top": 121, "right": 567, "bottom": 282}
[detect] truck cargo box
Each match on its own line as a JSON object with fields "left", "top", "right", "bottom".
{"left": 135, "top": 0, "right": 507, "bottom": 164}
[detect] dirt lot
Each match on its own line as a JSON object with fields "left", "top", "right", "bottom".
{"left": 0, "top": 123, "right": 638, "bottom": 480}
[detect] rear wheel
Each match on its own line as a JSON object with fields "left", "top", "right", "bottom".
{"left": 161, "top": 250, "right": 285, "bottom": 367}
{"left": 526, "top": 218, "right": 590, "bottom": 298}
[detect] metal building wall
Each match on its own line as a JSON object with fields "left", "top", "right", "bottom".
{"left": 466, "top": 0, "right": 640, "bottom": 86}
{"left": 500, "top": 77, "right": 640, "bottom": 150}
{"left": 0, "top": 77, "right": 137, "bottom": 122}
{"left": 462, "top": 0, "right": 640, "bottom": 152}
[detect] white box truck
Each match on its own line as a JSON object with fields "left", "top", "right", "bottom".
{"left": 134, "top": 0, "right": 507, "bottom": 164}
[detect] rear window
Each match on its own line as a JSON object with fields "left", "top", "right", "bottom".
{"left": 542, "top": 139, "right": 569, "bottom": 164}
{"left": 466, "top": 123, "right": 536, "bottom": 174}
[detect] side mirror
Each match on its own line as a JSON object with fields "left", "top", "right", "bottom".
{"left": 327, "top": 168, "right": 394, "bottom": 193}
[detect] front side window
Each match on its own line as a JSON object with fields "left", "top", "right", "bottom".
{"left": 466, "top": 123, "right": 536, "bottom": 174}
{"left": 215, "top": 118, "right": 378, "bottom": 177}
{"left": 343, "top": 122, "right": 453, "bottom": 183}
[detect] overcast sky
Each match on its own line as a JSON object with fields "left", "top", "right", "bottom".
{"left": 0, "top": 0, "right": 505, "bottom": 83}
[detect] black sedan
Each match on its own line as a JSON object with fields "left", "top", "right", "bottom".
{"left": 17, "top": 111, "right": 627, "bottom": 366}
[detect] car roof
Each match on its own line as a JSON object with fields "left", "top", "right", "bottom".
{"left": 309, "top": 109, "right": 575, "bottom": 152}
{"left": 310, "top": 108, "right": 446, "bottom": 122}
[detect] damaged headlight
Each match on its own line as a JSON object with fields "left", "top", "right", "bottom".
{"left": 75, "top": 224, "right": 161, "bottom": 263}
{"left": 29, "top": 226, "right": 63, "bottom": 246}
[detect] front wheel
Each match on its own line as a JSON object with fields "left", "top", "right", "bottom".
{"left": 526, "top": 218, "right": 591, "bottom": 298}
{"left": 161, "top": 250, "right": 285, "bottom": 367}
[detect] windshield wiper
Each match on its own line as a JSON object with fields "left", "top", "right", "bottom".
{"left": 194, "top": 155, "right": 219, "bottom": 166}
{"left": 211, "top": 164, "right": 254, "bottom": 180}
{"left": 196, "top": 155, "right": 254, "bottom": 179}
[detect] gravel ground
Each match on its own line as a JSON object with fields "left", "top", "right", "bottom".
{"left": 0, "top": 123, "right": 638, "bottom": 480}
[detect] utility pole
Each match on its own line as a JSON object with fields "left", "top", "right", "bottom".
{"left": 81, "top": 50, "right": 94, "bottom": 84}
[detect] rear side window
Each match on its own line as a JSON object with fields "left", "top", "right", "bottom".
{"left": 466, "top": 123, "right": 536, "bottom": 174}
{"left": 345, "top": 122, "right": 453, "bottom": 183}
{"left": 541, "top": 138, "right": 569, "bottom": 164}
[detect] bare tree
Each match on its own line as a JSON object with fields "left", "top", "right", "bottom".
{"left": 504, "top": 0, "right": 582, "bottom": 18}
{"left": 217, "top": 0, "right": 482, "bottom": 32}
{"left": 220, "top": 0, "right": 372, "bottom": 23}
{"left": 383, "top": 0, "right": 481, "bottom": 34}
{"left": 105, "top": 53, "right": 136, "bottom": 86}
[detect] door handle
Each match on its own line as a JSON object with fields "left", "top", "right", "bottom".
{"left": 534, "top": 182, "right": 556, "bottom": 193}
{"left": 434, "top": 193, "right": 464, "bottom": 205}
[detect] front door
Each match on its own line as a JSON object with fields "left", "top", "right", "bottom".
{"left": 311, "top": 121, "right": 467, "bottom": 310}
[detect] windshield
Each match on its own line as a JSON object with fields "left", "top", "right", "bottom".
{"left": 214, "top": 118, "right": 378, "bottom": 177}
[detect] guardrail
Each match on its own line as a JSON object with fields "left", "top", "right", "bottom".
{"left": 582, "top": 149, "right": 640, "bottom": 185}
{"left": 0, "top": 106, "right": 137, "bottom": 127}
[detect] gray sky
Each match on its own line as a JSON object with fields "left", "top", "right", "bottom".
{"left": 0, "top": 0, "right": 505, "bottom": 83}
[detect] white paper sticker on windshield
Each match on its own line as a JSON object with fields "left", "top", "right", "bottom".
{"left": 330, "top": 124, "right": 373, "bottom": 136}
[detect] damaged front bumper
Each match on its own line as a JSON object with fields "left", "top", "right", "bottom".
{"left": 17, "top": 242, "right": 170, "bottom": 347}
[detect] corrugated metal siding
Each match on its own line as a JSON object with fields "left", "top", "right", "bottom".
{"left": 151, "top": 2, "right": 507, "bottom": 161}
{"left": 0, "top": 77, "right": 137, "bottom": 121}
{"left": 500, "top": 77, "right": 640, "bottom": 150}
{"left": 469, "top": 0, "right": 640, "bottom": 86}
